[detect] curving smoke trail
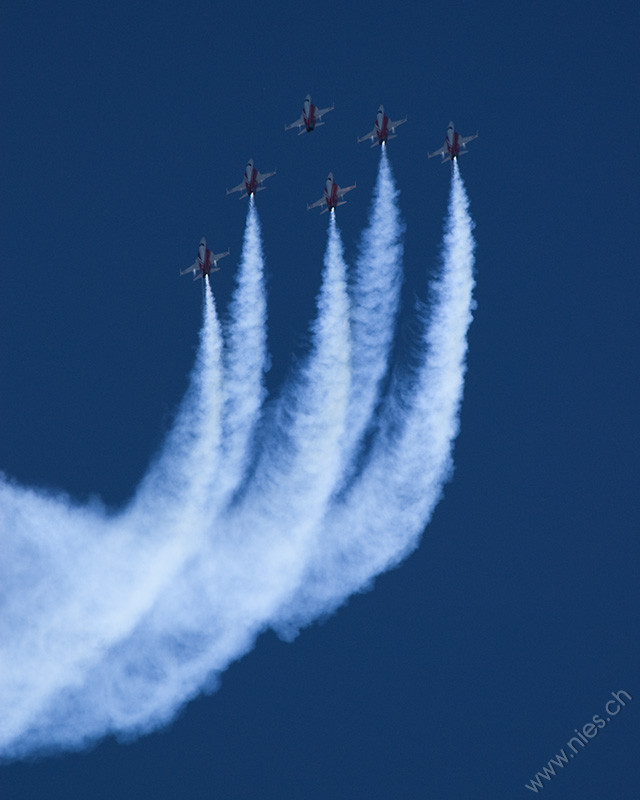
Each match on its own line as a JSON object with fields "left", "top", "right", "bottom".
{"left": 132, "top": 276, "right": 223, "bottom": 521}
{"left": 242, "top": 210, "right": 351, "bottom": 524}
{"left": 0, "top": 160, "right": 475, "bottom": 759}
{"left": 0, "top": 280, "right": 224, "bottom": 754}
{"left": 340, "top": 146, "right": 404, "bottom": 483}
{"left": 273, "top": 159, "right": 475, "bottom": 632}
{"left": 214, "top": 198, "right": 268, "bottom": 507}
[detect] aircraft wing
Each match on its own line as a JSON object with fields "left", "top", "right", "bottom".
{"left": 460, "top": 131, "right": 478, "bottom": 146}
{"left": 307, "top": 195, "right": 326, "bottom": 211}
{"left": 285, "top": 114, "right": 304, "bottom": 131}
{"left": 257, "top": 169, "right": 276, "bottom": 183}
{"left": 211, "top": 250, "right": 230, "bottom": 265}
{"left": 428, "top": 143, "right": 448, "bottom": 159}
{"left": 316, "top": 104, "right": 334, "bottom": 119}
{"left": 390, "top": 116, "right": 407, "bottom": 130}
{"left": 337, "top": 182, "right": 356, "bottom": 198}
{"left": 357, "top": 127, "right": 376, "bottom": 143}
{"left": 180, "top": 260, "right": 198, "bottom": 277}
{"left": 226, "top": 181, "right": 246, "bottom": 196}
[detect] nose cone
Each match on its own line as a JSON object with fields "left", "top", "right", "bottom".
{"left": 448, "top": 121, "right": 454, "bottom": 130}
{"left": 327, "top": 172, "right": 333, "bottom": 181}
{"left": 199, "top": 237, "right": 206, "bottom": 246}
{"left": 305, "top": 94, "right": 311, "bottom": 102}
{"left": 247, "top": 158, "right": 254, "bottom": 168}
{"left": 378, "top": 105, "right": 384, "bottom": 113}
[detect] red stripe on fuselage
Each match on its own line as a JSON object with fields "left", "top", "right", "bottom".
{"left": 246, "top": 167, "right": 258, "bottom": 195}
{"left": 378, "top": 115, "right": 390, "bottom": 143}
{"left": 306, "top": 104, "right": 317, "bottom": 131}
{"left": 326, "top": 183, "right": 339, "bottom": 209}
{"left": 450, "top": 131, "right": 460, "bottom": 158}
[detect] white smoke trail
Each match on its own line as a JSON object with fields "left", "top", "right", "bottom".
{"left": 213, "top": 211, "right": 352, "bottom": 621}
{"left": 273, "top": 160, "right": 475, "bottom": 630}
{"left": 142, "top": 211, "right": 353, "bottom": 720}
{"left": 0, "top": 282, "right": 224, "bottom": 756}
{"left": 0, "top": 163, "right": 475, "bottom": 759}
{"left": 131, "top": 277, "right": 223, "bottom": 521}
{"left": 214, "top": 198, "right": 268, "bottom": 506}
{"left": 340, "top": 146, "right": 404, "bottom": 480}
{"left": 241, "top": 210, "right": 351, "bottom": 523}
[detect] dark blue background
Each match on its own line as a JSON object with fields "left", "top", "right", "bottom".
{"left": 1, "top": 1, "right": 638, "bottom": 797}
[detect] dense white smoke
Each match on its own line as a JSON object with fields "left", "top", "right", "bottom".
{"left": 215, "top": 199, "right": 268, "bottom": 507}
{"left": 0, "top": 158, "right": 475, "bottom": 759}
{"left": 340, "top": 146, "right": 404, "bottom": 482}
{"left": 275, "top": 160, "right": 475, "bottom": 629}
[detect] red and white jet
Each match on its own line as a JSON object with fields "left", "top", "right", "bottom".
{"left": 358, "top": 104, "right": 407, "bottom": 147}
{"left": 226, "top": 159, "right": 276, "bottom": 199}
{"left": 285, "top": 94, "right": 334, "bottom": 134}
{"left": 428, "top": 121, "right": 478, "bottom": 162}
{"left": 307, "top": 173, "right": 356, "bottom": 214}
{"left": 180, "top": 237, "right": 229, "bottom": 281}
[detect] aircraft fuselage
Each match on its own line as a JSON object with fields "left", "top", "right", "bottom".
{"left": 197, "top": 238, "right": 214, "bottom": 277}
{"left": 244, "top": 161, "right": 258, "bottom": 195}
{"left": 447, "top": 123, "right": 462, "bottom": 159}
{"left": 303, "top": 96, "right": 318, "bottom": 131}
{"left": 324, "top": 175, "right": 337, "bottom": 209}
{"left": 375, "top": 106, "right": 390, "bottom": 143}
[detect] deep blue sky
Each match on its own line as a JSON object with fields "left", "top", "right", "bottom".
{"left": 1, "top": 1, "right": 638, "bottom": 798}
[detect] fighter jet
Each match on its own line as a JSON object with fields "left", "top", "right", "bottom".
{"left": 307, "top": 173, "right": 356, "bottom": 214}
{"left": 285, "top": 94, "right": 334, "bottom": 134}
{"left": 358, "top": 105, "right": 407, "bottom": 147}
{"left": 227, "top": 159, "right": 276, "bottom": 198}
{"left": 428, "top": 121, "right": 478, "bottom": 162}
{"left": 180, "top": 238, "right": 229, "bottom": 281}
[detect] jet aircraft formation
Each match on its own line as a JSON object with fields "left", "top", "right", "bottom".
{"left": 180, "top": 96, "right": 477, "bottom": 283}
